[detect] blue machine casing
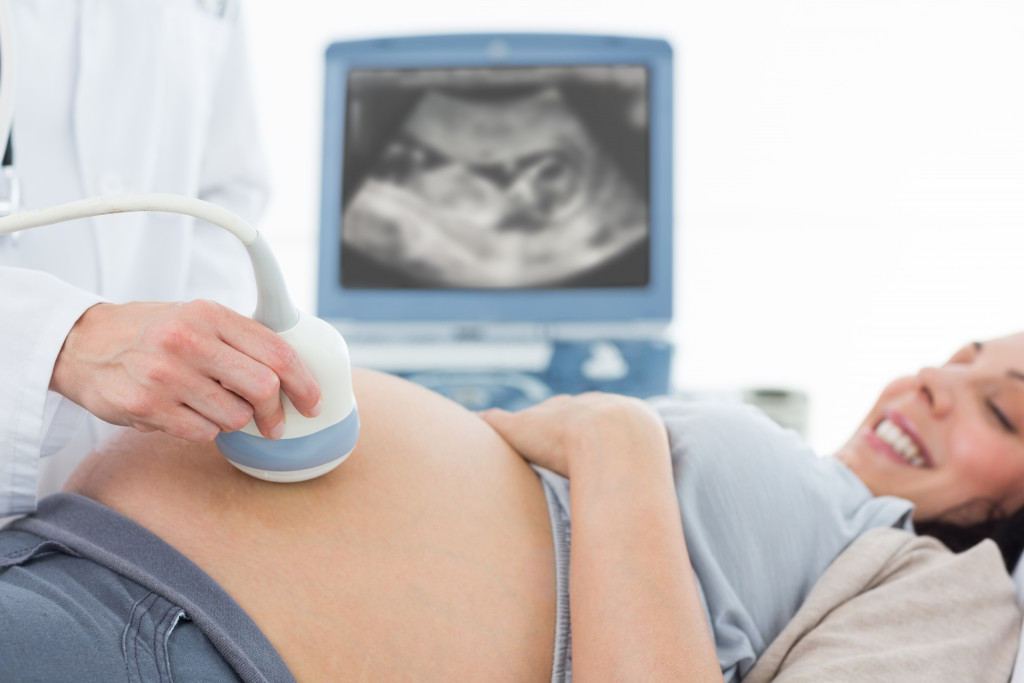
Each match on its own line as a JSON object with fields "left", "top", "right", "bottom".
{"left": 317, "top": 34, "right": 676, "bottom": 408}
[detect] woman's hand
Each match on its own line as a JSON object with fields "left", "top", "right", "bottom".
{"left": 479, "top": 392, "right": 667, "bottom": 478}
{"left": 486, "top": 392, "right": 723, "bottom": 681}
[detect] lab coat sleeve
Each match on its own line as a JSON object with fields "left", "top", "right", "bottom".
{"left": 0, "top": 267, "right": 104, "bottom": 516}
{"left": 186, "top": 5, "right": 269, "bottom": 315}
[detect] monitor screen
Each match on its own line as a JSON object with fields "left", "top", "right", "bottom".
{"left": 318, "top": 34, "right": 673, "bottom": 325}
{"left": 341, "top": 65, "right": 649, "bottom": 290}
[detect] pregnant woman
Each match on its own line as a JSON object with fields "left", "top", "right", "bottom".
{"left": 1, "top": 334, "right": 1022, "bottom": 681}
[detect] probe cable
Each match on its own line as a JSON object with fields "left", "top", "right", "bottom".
{"left": 0, "top": 193, "right": 299, "bottom": 332}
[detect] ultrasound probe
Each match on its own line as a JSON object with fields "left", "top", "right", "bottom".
{"left": 0, "top": 194, "right": 360, "bottom": 482}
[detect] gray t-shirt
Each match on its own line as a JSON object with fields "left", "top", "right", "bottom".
{"left": 660, "top": 399, "right": 913, "bottom": 680}
{"left": 538, "top": 399, "right": 913, "bottom": 682}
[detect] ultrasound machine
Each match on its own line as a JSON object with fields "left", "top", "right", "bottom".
{"left": 316, "top": 33, "right": 675, "bottom": 411}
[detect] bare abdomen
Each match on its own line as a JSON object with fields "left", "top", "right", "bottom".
{"left": 66, "top": 368, "right": 557, "bottom": 681}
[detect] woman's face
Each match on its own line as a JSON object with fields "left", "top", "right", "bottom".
{"left": 836, "top": 333, "right": 1024, "bottom": 523}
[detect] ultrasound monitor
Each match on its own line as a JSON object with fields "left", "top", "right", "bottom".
{"left": 317, "top": 34, "right": 675, "bottom": 408}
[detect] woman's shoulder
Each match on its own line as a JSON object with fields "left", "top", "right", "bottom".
{"left": 649, "top": 396, "right": 815, "bottom": 472}
{"left": 651, "top": 396, "right": 909, "bottom": 520}
{"left": 651, "top": 395, "right": 796, "bottom": 436}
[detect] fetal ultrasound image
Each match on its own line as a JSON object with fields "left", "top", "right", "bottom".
{"left": 339, "top": 65, "right": 650, "bottom": 289}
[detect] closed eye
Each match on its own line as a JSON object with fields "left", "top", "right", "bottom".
{"left": 988, "top": 399, "right": 1018, "bottom": 434}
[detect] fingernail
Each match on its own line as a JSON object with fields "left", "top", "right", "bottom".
{"left": 309, "top": 399, "right": 322, "bottom": 418}
{"left": 268, "top": 421, "right": 285, "bottom": 439}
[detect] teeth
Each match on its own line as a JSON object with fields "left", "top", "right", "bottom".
{"left": 874, "top": 419, "right": 925, "bottom": 467}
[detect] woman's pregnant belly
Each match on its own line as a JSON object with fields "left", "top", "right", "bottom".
{"left": 66, "top": 368, "right": 558, "bottom": 681}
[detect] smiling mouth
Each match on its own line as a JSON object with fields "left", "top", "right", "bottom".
{"left": 873, "top": 418, "right": 932, "bottom": 468}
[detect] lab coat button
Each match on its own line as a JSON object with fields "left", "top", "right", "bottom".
{"left": 98, "top": 172, "right": 125, "bottom": 195}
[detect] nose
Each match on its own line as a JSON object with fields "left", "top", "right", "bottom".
{"left": 917, "top": 365, "right": 955, "bottom": 417}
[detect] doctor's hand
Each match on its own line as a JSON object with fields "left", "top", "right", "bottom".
{"left": 49, "top": 300, "right": 322, "bottom": 442}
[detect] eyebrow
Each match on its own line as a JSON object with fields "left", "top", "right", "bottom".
{"left": 976, "top": 341, "right": 1024, "bottom": 383}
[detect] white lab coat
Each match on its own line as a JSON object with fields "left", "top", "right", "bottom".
{"left": 0, "top": 0, "right": 269, "bottom": 516}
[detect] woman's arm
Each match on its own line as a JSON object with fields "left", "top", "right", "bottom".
{"left": 482, "top": 394, "right": 724, "bottom": 681}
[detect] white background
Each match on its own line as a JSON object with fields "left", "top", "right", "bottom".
{"left": 243, "top": 0, "right": 1024, "bottom": 454}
